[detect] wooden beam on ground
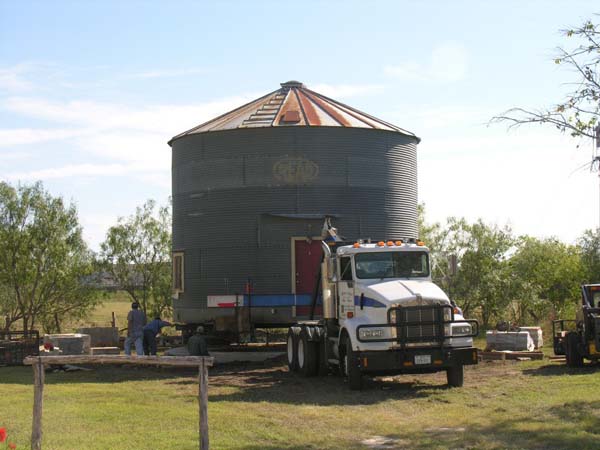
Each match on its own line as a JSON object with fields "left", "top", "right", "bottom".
{"left": 23, "top": 355, "right": 214, "bottom": 450}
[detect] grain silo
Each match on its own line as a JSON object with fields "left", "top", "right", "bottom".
{"left": 169, "top": 80, "right": 420, "bottom": 336}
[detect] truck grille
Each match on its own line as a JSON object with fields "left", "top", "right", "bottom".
{"left": 391, "top": 304, "right": 451, "bottom": 346}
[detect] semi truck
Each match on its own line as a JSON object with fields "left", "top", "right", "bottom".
{"left": 286, "top": 224, "right": 479, "bottom": 389}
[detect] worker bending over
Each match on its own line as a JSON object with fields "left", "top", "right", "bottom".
{"left": 143, "top": 316, "right": 172, "bottom": 356}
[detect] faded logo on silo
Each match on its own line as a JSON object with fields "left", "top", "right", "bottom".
{"left": 273, "top": 156, "right": 319, "bottom": 184}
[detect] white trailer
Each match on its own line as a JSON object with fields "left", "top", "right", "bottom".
{"left": 286, "top": 234, "right": 479, "bottom": 389}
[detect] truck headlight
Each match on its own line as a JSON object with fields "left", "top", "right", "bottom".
{"left": 451, "top": 324, "right": 472, "bottom": 337}
{"left": 359, "top": 328, "right": 384, "bottom": 340}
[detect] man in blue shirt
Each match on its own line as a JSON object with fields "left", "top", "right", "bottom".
{"left": 143, "top": 316, "right": 172, "bottom": 355}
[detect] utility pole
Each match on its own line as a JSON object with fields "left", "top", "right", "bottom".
{"left": 596, "top": 125, "right": 600, "bottom": 230}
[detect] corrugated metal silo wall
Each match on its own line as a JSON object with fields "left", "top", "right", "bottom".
{"left": 171, "top": 127, "right": 418, "bottom": 325}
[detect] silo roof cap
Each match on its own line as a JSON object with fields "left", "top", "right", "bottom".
{"left": 169, "top": 80, "right": 420, "bottom": 145}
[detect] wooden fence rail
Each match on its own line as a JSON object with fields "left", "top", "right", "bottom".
{"left": 23, "top": 355, "right": 214, "bottom": 450}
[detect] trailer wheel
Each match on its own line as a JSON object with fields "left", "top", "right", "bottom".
{"left": 298, "top": 327, "right": 318, "bottom": 376}
{"left": 446, "top": 365, "right": 464, "bottom": 387}
{"left": 341, "top": 336, "right": 362, "bottom": 390}
{"left": 287, "top": 328, "right": 299, "bottom": 372}
{"left": 565, "top": 331, "right": 584, "bottom": 367}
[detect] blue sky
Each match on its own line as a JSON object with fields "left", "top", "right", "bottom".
{"left": 1, "top": 1, "right": 599, "bottom": 249}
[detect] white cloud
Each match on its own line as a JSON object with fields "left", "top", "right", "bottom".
{"left": 418, "top": 128, "right": 597, "bottom": 243}
{"left": 4, "top": 163, "right": 129, "bottom": 181}
{"left": 124, "top": 68, "right": 208, "bottom": 79}
{"left": 384, "top": 42, "right": 468, "bottom": 83}
{"left": 0, "top": 93, "right": 260, "bottom": 185}
{"left": 4, "top": 94, "right": 257, "bottom": 135}
{"left": 0, "top": 64, "right": 34, "bottom": 92}
{"left": 0, "top": 128, "right": 84, "bottom": 147}
{"left": 309, "top": 83, "right": 384, "bottom": 99}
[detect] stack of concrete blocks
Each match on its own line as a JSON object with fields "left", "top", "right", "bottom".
{"left": 486, "top": 330, "right": 535, "bottom": 352}
{"left": 518, "top": 327, "right": 543, "bottom": 349}
{"left": 44, "top": 334, "right": 91, "bottom": 355}
{"left": 77, "top": 327, "right": 120, "bottom": 355}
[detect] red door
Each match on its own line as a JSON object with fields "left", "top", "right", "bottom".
{"left": 294, "top": 240, "right": 323, "bottom": 294}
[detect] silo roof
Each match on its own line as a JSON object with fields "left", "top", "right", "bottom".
{"left": 169, "top": 81, "right": 420, "bottom": 144}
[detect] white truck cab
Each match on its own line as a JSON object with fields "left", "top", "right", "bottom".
{"left": 287, "top": 238, "right": 479, "bottom": 389}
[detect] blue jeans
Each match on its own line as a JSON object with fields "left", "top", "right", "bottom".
{"left": 124, "top": 332, "right": 144, "bottom": 356}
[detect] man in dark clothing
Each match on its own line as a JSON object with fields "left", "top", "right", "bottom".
{"left": 187, "top": 326, "right": 210, "bottom": 356}
{"left": 143, "top": 317, "right": 172, "bottom": 356}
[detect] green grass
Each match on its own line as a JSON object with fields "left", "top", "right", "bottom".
{"left": 1, "top": 357, "right": 599, "bottom": 449}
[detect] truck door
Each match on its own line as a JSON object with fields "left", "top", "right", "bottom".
{"left": 338, "top": 256, "right": 355, "bottom": 324}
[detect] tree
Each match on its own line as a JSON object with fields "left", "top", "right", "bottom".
{"left": 492, "top": 18, "right": 600, "bottom": 143}
{"left": 419, "top": 209, "right": 515, "bottom": 326}
{"left": 100, "top": 200, "right": 171, "bottom": 317}
{"left": 508, "top": 237, "right": 584, "bottom": 323}
{"left": 578, "top": 228, "right": 600, "bottom": 282}
{"left": 0, "top": 181, "right": 98, "bottom": 332}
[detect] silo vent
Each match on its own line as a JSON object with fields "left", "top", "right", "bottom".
{"left": 281, "top": 110, "right": 301, "bottom": 123}
{"left": 280, "top": 80, "right": 304, "bottom": 88}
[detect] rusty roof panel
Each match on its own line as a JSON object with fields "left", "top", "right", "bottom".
{"left": 274, "top": 88, "right": 306, "bottom": 126}
{"left": 169, "top": 81, "right": 419, "bottom": 144}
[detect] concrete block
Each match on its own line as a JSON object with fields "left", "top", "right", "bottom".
{"left": 518, "top": 327, "right": 543, "bottom": 349}
{"left": 44, "top": 334, "right": 91, "bottom": 355}
{"left": 77, "top": 327, "right": 119, "bottom": 347}
{"left": 486, "top": 331, "right": 534, "bottom": 352}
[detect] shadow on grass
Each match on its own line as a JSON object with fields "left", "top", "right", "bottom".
{"left": 2, "top": 357, "right": 451, "bottom": 406}
{"left": 344, "top": 400, "right": 600, "bottom": 450}
{"left": 183, "top": 361, "right": 451, "bottom": 406}
{"left": 522, "top": 362, "right": 600, "bottom": 377}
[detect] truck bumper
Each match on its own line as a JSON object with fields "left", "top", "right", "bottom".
{"left": 356, "top": 347, "right": 478, "bottom": 375}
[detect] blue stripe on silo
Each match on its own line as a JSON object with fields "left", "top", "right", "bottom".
{"left": 243, "top": 294, "right": 321, "bottom": 307}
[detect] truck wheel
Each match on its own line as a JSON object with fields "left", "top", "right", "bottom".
{"left": 298, "top": 327, "right": 318, "bottom": 376}
{"left": 287, "top": 328, "right": 299, "bottom": 372}
{"left": 317, "top": 338, "right": 330, "bottom": 376}
{"left": 341, "top": 336, "right": 362, "bottom": 390}
{"left": 566, "top": 332, "right": 584, "bottom": 367}
{"left": 446, "top": 365, "right": 464, "bottom": 387}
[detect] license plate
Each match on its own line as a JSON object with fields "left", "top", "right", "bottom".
{"left": 415, "top": 355, "right": 431, "bottom": 365}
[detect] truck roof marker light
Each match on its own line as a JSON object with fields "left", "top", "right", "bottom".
{"left": 377, "top": 241, "right": 385, "bottom": 247}
{"left": 387, "top": 241, "right": 394, "bottom": 246}
{"left": 395, "top": 240, "right": 403, "bottom": 246}
{"left": 353, "top": 242, "right": 360, "bottom": 248}
{"left": 417, "top": 240, "right": 425, "bottom": 246}
{"left": 347, "top": 311, "right": 354, "bottom": 318}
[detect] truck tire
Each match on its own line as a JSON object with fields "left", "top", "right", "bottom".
{"left": 566, "top": 331, "right": 584, "bottom": 367}
{"left": 446, "top": 365, "right": 464, "bottom": 388}
{"left": 341, "top": 336, "right": 362, "bottom": 390}
{"left": 298, "top": 327, "right": 318, "bottom": 377}
{"left": 317, "top": 338, "right": 330, "bottom": 376}
{"left": 287, "top": 327, "right": 299, "bottom": 372}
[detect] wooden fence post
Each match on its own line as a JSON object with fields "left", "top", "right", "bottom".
{"left": 199, "top": 359, "right": 209, "bottom": 450}
{"left": 31, "top": 358, "right": 45, "bottom": 450}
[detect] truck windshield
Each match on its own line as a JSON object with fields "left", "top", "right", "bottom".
{"left": 354, "top": 251, "right": 430, "bottom": 279}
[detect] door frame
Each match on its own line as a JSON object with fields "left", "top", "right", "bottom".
{"left": 290, "top": 236, "right": 323, "bottom": 294}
